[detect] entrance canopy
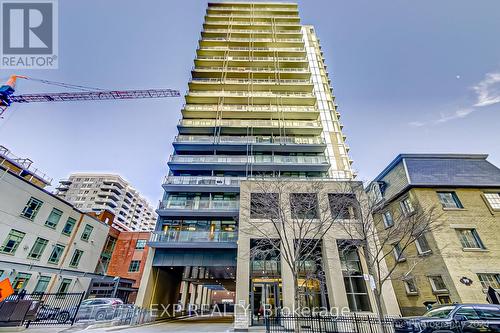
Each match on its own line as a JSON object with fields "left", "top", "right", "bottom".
{"left": 153, "top": 248, "right": 237, "bottom": 267}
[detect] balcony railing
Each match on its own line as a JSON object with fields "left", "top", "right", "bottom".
{"left": 183, "top": 104, "right": 315, "bottom": 112}
{"left": 198, "top": 46, "right": 305, "bottom": 52}
{"left": 178, "top": 119, "right": 322, "bottom": 128}
{"left": 158, "top": 199, "right": 239, "bottom": 210}
{"left": 163, "top": 176, "right": 244, "bottom": 187}
{"left": 203, "top": 28, "right": 301, "bottom": 34}
{"left": 206, "top": 13, "right": 299, "bottom": 19}
{"left": 205, "top": 21, "right": 300, "bottom": 27}
{"left": 187, "top": 91, "right": 314, "bottom": 98}
{"left": 169, "top": 155, "right": 328, "bottom": 165}
{"left": 190, "top": 78, "right": 311, "bottom": 85}
{"left": 150, "top": 230, "right": 237, "bottom": 243}
{"left": 194, "top": 66, "right": 309, "bottom": 73}
{"left": 197, "top": 56, "right": 306, "bottom": 61}
{"left": 175, "top": 135, "right": 325, "bottom": 145}
{"left": 202, "top": 37, "right": 303, "bottom": 43}
{"left": 208, "top": 6, "right": 298, "bottom": 12}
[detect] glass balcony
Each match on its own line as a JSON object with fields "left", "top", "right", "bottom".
{"left": 150, "top": 230, "right": 237, "bottom": 244}
{"left": 201, "top": 37, "right": 303, "bottom": 43}
{"left": 207, "top": 6, "right": 298, "bottom": 13}
{"left": 169, "top": 155, "right": 328, "bottom": 165}
{"left": 158, "top": 198, "right": 239, "bottom": 211}
{"left": 187, "top": 91, "right": 314, "bottom": 98}
{"left": 202, "top": 28, "right": 301, "bottom": 35}
{"left": 175, "top": 135, "right": 325, "bottom": 145}
{"left": 196, "top": 55, "right": 307, "bottom": 62}
{"left": 198, "top": 46, "right": 305, "bottom": 52}
{"left": 183, "top": 104, "right": 315, "bottom": 112}
{"left": 163, "top": 176, "right": 243, "bottom": 187}
{"left": 193, "top": 66, "right": 309, "bottom": 73}
{"left": 178, "top": 119, "right": 322, "bottom": 129}
{"left": 204, "top": 21, "right": 301, "bottom": 27}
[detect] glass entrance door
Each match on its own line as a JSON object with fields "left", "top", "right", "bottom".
{"left": 251, "top": 281, "right": 281, "bottom": 326}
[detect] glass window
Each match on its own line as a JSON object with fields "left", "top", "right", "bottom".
{"left": 0, "top": 229, "right": 26, "bottom": 254}
{"left": 28, "top": 237, "right": 49, "bottom": 260}
{"left": 12, "top": 273, "right": 31, "bottom": 292}
{"left": 415, "top": 235, "right": 432, "bottom": 254}
{"left": 45, "top": 208, "right": 63, "bottom": 228}
{"left": 393, "top": 243, "right": 406, "bottom": 262}
{"left": 429, "top": 276, "right": 448, "bottom": 292}
{"left": 382, "top": 211, "right": 394, "bottom": 228}
{"left": 135, "top": 239, "right": 147, "bottom": 249}
{"left": 484, "top": 193, "right": 500, "bottom": 210}
{"left": 424, "top": 306, "right": 455, "bottom": 318}
{"left": 20, "top": 197, "right": 43, "bottom": 220}
{"left": 57, "top": 278, "right": 72, "bottom": 293}
{"left": 290, "top": 193, "right": 319, "bottom": 219}
{"left": 33, "top": 276, "right": 51, "bottom": 294}
{"left": 338, "top": 243, "right": 371, "bottom": 312}
{"left": 457, "top": 229, "right": 485, "bottom": 249}
{"left": 48, "top": 244, "right": 65, "bottom": 264}
{"left": 81, "top": 224, "right": 94, "bottom": 241}
{"left": 69, "top": 249, "right": 83, "bottom": 268}
{"left": 62, "top": 217, "right": 76, "bottom": 236}
{"left": 477, "top": 273, "right": 500, "bottom": 290}
{"left": 329, "top": 193, "right": 359, "bottom": 219}
{"left": 250, "top": 193, "right": 279, "bottom": 219}
{"left": 400, "top": 197, "right": 415, "bottom": 216}
{"left": 128, "top": 260, "right": 141, "bottom": 272}
{"left": 455, "top": 307, "right": 480, "bottom": 320}
{"left": 404, "top": 278, "right": 418, "bottom": 294}
{"left": 476, "top": 306, "right": 500, "bottom": 320}
{"left": 437, "top": 192, "right": 463, "bottom": 209}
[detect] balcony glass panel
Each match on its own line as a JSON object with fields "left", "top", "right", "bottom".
{"left": 169, "top": 155, "right": 328, "bottom": 164}
{"left": 151, "top": 231, "right": 237, "bottom": 243}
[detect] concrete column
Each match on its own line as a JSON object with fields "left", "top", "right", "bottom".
{"left": 180, "top": 281, "right": 189, "bottom": 310}
{"left": 235, "top": 236, "right": 251, "bottom": 330}
{"left": 135, "top": 248, "right": 157, "bottom": 308}
{"left": 189, "top": 283, "right": 197, "bottom": 306}
{"left": 203, "top": 287, "right": 210, "bottom": 305}
{"left": 323, "top": 239, "right": 349, "bottom": 310}
{"left": 195, "top": 284, "right": 204, "bottom": 305}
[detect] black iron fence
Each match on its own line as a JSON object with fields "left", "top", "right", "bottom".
{"left": 265, "top": 314, "right": 398, "bottom": 333}
{"left": 0, "top": 292, "right": 85, "bottom": 328}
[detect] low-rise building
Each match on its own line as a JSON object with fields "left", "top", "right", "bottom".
{"left": 0, "top": 152, "right": 110, "bottom": 295}
{"left": 369, "top": 154, "right": 500, "bottom": 316}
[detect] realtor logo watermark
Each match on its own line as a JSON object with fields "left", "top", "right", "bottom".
{"left": 1, "top": 0, "right": 58, "bottom": 68}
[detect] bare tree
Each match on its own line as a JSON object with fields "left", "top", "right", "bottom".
{"left": 335, "top": 182, "right": 439, "bottom": 319}
{"left": 240, "top": 179, "right": 358, "bottom": 311}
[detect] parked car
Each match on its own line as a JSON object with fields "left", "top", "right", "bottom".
{"left": 57, "top": 298, "right": 124, "bottom": 323}
{"left": 394, "top": 304, "right": 500, "bottom": 333}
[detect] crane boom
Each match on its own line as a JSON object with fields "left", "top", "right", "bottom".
{"left": 10, "top": 89, "right": 181, "bottom": 103}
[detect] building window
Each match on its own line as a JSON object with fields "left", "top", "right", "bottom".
{"left": 329, "top": 193, "right": 359, "bottom": 219}
{"left": 48, "top": 244, "right": 65, "bottom": 264}
{"left": 62, "top": 217, "right": 76, "bottom": 236}
{"left": 57, "top": 278, "right": 72, "bottom": 293}
{"left": 382, "top": 211, "right": 394, "bottom": 228}
{"left": 33, "top": 276, "right": 51, "bottom": 294}
{"left": 404, "top": 278, "right": 418, "bottom": 295}
{"left": 45, "top": 208, "right": 63, "bottom": 229}
{"left": 400, "top": 197, "right": 415, "bottom": 216}
{"left": 437, "top": 192, "right": 463, "bottom": 209}
{"left": 28, "top": 237, "right": 49, "bottom": 260}
{"left": 392, "top": 243, "right": 406, "bottom": 262}
{"left": 338, "top": 242, "right": 371, "bottom": 312}
{"left": 81, "top": 224, "right": 94, "bottom": 241}
{"left": 12, "top": 273, "right": 31, "bottom": 292}
{"left": 457, "top": 229, "right": 485, "bottom": 249}
{"left": 20, "top": 197, "right": 43, "bottom": 220}
{"left": 290, "top": 193, "right": 319, "bottom": 219}
{"left": 128, "top": 260, "right": 141, "bottom": 272}
{"left": 250, "top": 193, "right": 279, "bottom": 219}
{"left": 135, "top": 239, "right": 147, "bottom": 250}
{"left": 0, "top": 229, "right": 26, "bottom": 254}
{"left": 477, "top": 274, "right": 500, "bottom": 290}
{"left": 415, "top": 234, "right": 432, "bottom": 255}
{"left": 484, "top": 193, "right": 500, "bottom": 210}
{"left": 429, "top": 275, "right": 448, "bottom": 293}
{"left": 69, "top": 249, "right": 83, "bottom": 268}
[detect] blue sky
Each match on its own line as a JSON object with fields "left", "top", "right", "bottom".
{"left": 1, "top": 0, "right": 499, "bottom": 203}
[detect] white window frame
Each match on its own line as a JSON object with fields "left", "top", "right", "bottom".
{"left": 437, "top": 191, "right": 463, "bottom": 209}
{"left": 400, "top": 197, "right": 415, "bottom": 216}
{"left": 484, "top": 192, "right": 500, "bottom": 210}
{"left": 382, "top": 211, "right": 394, "bottom": 228}
{"left": 415, "top": 234, "right": 432, "bottom": 255}
{"left": 457, "top": 229, "right": 485, "bottom": 250}
{"left": 392, "top": 243, "right": 406, "bottom": 262}
{"left": 404, "top": 277, "right": 418, "bottom": 295}
{"left": 429, "top": 275, "right": 448, "bottom": 293}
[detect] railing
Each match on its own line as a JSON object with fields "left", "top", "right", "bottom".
{"left": 197, "top": 56, "right": 307, "bottom": 61}
{"left": 163, "top": 175, "right": 244, "bottom": 186}
{"left": 191, "top": 78, "right": 311, "bottom": 84}
{"left": 202, "top": 37, "right": 303, "bottom": 42}
{"left": 199, "top": 46, "right": 305, "bottom": 52}
{"left": 194, "top": 66, "right": 309, "bottom": 72}
{"left": 175, "top": 135, "right": 325, "bottom": 145}
{"left": 265, "top": 314, "right": 398, "bottom": 333}
{"left": 206, "top": 13, "right": 299, "bottom": 19}
{"left": 205, "top": 21, "right": 301, "bottom": 26}
{"left": 0, "top": 146, "right": 53, "bottom": 185}
{"left": 187, "top": 91, "right": 314, "bottom": 98}
{"left": 203, "top": 28, "right": 301, "bottom": 34}
{"left": 179, "top": 119, "right": 321, "bottom": 128}
{"left": 183, "top": 104, "right": 315, "bottom": 112}
{"left": 150, "top": 230, "right": 237, "bottom": 243}
{"left": 169, "top": 155, "right": 328, "bottom": 164}
{"left": 158, "top": 199, "right": 239, "bottom": 210}
{"left": 208, "top": 6, "right": 298, "bottom": 12}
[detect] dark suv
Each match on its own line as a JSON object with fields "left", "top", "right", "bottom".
{"left": 394, "top": 304, "right": 500, "bottom": 333}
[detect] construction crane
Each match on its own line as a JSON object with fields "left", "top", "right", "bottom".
{"left": 0, "top": 75, "right": 181, "bottom": 118}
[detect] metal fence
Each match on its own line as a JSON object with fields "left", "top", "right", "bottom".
{"left": 0, "top": 292, "right": 85, "bottom": 328}
{"left": 265, "top": 314, "right": 397, "bottom": 333}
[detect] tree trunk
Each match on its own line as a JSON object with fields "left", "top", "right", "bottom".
{"left": 361, "top": 245, "right": 386, "bottom": 332}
